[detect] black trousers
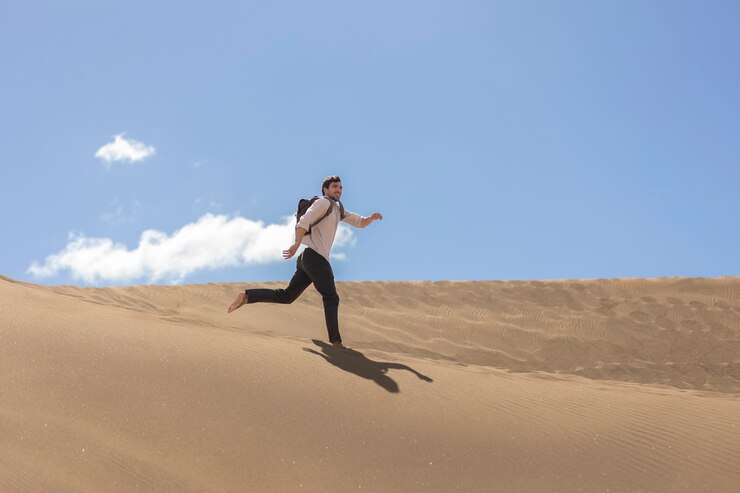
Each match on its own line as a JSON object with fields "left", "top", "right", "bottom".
{"left": 245, "top": 248, "right": 342, "bottom": 343}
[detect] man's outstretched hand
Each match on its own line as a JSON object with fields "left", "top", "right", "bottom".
{"left": 360, "top": 212, "right": 383, "bottom": 228}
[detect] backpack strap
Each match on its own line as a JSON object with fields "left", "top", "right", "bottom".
{"left": 308, "top": 198, "right": 335, "bottom": 232}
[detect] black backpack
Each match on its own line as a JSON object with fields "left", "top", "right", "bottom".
{"left": 296, "top": 196, "right": 346, "bottom": 234}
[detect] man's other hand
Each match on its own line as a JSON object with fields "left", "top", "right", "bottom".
{"left": 283, "top": 243, "right": 300, "bottom": 259}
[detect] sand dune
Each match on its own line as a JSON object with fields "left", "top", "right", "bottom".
{"left": 1, "top": 275, "right": 739, "bottom": 492}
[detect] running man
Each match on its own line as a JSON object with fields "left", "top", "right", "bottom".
{"left": 227, "top": 176, "right": 383, "bottom": 347}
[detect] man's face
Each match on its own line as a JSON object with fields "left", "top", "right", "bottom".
{"left": 325, "top": 181, "right": 343, "bottom": 201}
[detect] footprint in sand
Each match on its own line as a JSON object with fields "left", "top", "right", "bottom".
{"left": 630, "top": 311, "right": 650, "bottom": 322}
{"left": 655, "top": 317, "right": 676, "bottom": 330}
{"left": 596, "top": 298, "right": 619, "bottom": 316}
{"left": 709, "top": 322, "right": 734, "bottom": 337}
{"left": 599, "top": 298, "right": 619, "bottom": 309}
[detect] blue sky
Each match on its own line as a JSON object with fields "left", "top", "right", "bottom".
{"left": 1, "top": 0, "right": 738, "bottom": 286}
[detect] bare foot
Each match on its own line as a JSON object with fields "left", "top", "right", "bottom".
{"left": 227, "top": 292, "right": 247, "bottom": 313}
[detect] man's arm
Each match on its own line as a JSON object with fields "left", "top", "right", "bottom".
{"left": 343, "top": 211, "right": 383, "bottom": 228}
{"left": 283, "top": 226, "right": 307, "bottom": 259}
{"left": 284, "top": 199, "right": 331, "bottom": 259}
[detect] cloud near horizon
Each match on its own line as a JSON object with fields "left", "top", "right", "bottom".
{"left": 95, "top": 134, "right": 156, "bottom": 166}
{"left": 28, "top": 214, "right": 356, "bottom": 284}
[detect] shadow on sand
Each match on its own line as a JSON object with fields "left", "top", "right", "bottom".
{"left": 303, "top": 339, "right": 433, "bottom": 393}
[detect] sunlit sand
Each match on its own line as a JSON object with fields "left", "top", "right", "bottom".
{"left": 2, "top": 275, "right": 738, "bottom": 491}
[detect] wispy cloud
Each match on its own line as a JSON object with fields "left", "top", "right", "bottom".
{"left": 28, "top": 214, "right": 356, "bottom": 285}
{"left": 194, "top": 197, "right": 223, "bottom": 212}
{"left": 95, "top": 134, "right": 156, "bottom": 167}
{"left": 101, "top": 198, "right": 141, "bottom": 226}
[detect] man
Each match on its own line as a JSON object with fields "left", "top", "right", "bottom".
{"left": 227, "top": 176, "right": 383, "bottom": 347}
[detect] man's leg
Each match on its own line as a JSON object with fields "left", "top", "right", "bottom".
{"left": 228, "top": 253, "right": 312, "bottom": 312}
{"left": 248, "top": 253, "right": 313, "bottom": 304}
{"left": 300, "top": 249, "right": 342, "bottom": 344}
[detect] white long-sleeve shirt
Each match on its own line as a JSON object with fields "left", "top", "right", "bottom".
{"left": 296, "top": 197, "right": 366, "bottom": 262}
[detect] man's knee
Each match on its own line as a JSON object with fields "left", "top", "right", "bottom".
{"left": 277, "top": 289, "right": 301, "bottom": 304}
{"left": 322, "top": 292, "right": 339, "bottom": 306}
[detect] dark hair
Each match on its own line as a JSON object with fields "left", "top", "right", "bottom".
{"left": 322, "top": 175, "right": 341, "bottom": 195}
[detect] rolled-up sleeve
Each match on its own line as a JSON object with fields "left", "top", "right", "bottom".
{"left": 296, "top": 199, "right": 331, "bottom": 231}
{"left": 341, "top": 211, "right": 366, "bottom": 228}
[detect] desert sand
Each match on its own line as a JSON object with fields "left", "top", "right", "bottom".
{"left": 1, "top": 275, "right": 739, "bottom": 492}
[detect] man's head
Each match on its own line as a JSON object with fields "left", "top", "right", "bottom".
{"left": 322, "top": 175, "right": 342, "bottom": 201}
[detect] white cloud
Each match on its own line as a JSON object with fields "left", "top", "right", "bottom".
{"left": 95, "top": 134, "right": 156, "bottom": 167}
{"left": 28, "top": 214, "right": 356, "bottom": 285}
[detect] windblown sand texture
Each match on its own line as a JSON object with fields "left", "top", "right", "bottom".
{"left": 2, "top": 275, "right": 739, "bottom": 492}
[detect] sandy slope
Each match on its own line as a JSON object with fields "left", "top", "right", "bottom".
{"left": 1, "top": 275, "right": 739, "bottom": 492}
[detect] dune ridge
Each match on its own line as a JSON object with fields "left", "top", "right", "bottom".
{"left": 2, "top": 275, "right": 739, "bottom": 492}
